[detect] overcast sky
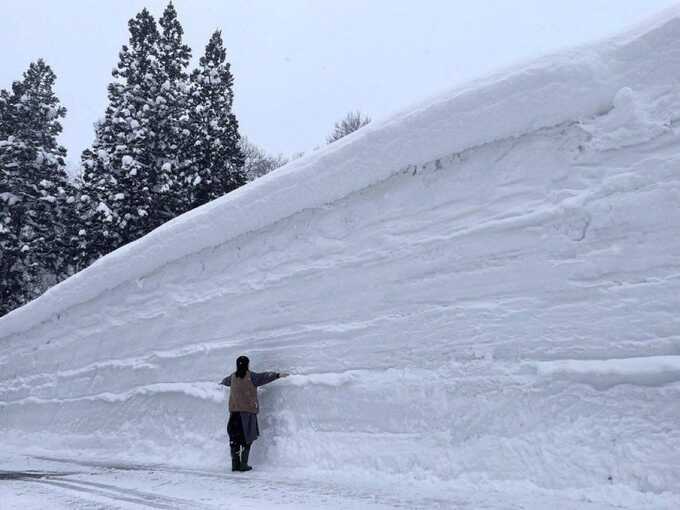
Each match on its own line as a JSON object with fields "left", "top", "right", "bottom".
{"left": 1, "top": 0, "right": 676, "bottom": 165}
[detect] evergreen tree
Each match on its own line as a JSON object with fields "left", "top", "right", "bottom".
{"left": 78, "top": 6, "right": 246, "bottom": 270}
{"left": 0, "top": 88, "right": 8, "bottom": 136}
{"left": 0, "top": 60, "right": 71, "bottom": 315}
{"left": 183, "top": 30, "right": 245, "bottom": 209}
{"left": 79, "top": 8, "right": 163, "bottom": 264}
{"left": 154, "top": 1, "right": 192, "bottom": 218}
{"left": 157, "top": 2, "right": 191, "bottom": 82}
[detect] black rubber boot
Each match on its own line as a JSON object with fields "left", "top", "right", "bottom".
{"left": 239, "top": 444, "right": 252, "bottom": 472}
{"left": 230, "top": 444, "right": 241, "bottom": 472}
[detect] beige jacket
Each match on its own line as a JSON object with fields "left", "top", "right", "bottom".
{"left": 221, "top": 370, "right": 280, "bottom": 414}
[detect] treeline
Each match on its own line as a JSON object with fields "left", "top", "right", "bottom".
{"left": 0, "top": 3, "right": 370, "bottom": 317}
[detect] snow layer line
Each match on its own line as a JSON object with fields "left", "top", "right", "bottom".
{"left": 534, "top": 356, "right": 680, "bottom": 389}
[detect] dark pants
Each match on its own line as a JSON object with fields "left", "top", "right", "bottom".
{"left": 227, "top": 411, "right": 260, "bottom": 446}
{"left": 227, "top": 412, "right": 247, "bottom": 447}
{"left": 228, "top": 412, "right": 256, "bottom": 470}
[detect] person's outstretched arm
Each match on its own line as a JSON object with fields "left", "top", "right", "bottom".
{"left": 250, "top": 371, "right": 289, "bottom": 387}
{"left": 220, "top": 375, "right": 232, "bottom": 387}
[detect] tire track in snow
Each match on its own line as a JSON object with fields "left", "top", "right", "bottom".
{"left": 32, "top": 478, "right": 211, "bottom": 510}
{"left": 2, "top": 468, "right": 218, "bottom": 510}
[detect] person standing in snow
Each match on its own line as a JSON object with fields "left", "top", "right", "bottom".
{"left": 220, "top": 356, "right": 288, "bottom": 472}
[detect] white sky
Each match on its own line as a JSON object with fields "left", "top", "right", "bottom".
{"left": 1, "top": 0, "right": 677, "bottom": 164}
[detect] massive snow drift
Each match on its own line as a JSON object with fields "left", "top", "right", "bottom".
{"left": 2, "top": 7, "right": 680, "bottom": 507}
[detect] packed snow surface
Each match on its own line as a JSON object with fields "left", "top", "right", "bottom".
{"left": 2, "top": 7, "right": 680, "bottom": 508}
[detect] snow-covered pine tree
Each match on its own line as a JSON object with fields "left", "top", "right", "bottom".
{"left": 183, "top": 30, "right": 246, "bottom": 209}
{"left": 79, "top": 8, "right": 164, "bottom": 265}
{"left": 154, "top": 1, "right": 192, "bottom": 218}
{"left": 0, "top": 60, "right": 71, "bottom": 315}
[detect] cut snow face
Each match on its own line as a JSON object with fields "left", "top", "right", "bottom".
{"left": 2, "top": 7, "right": 680, "bottom": 507}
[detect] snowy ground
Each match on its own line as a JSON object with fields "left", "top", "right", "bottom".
{"left": 3, "top": 453, "right": 677, "bottom": 510}
{"left": 3, "top": 7, "right": 680, "bottom": 510}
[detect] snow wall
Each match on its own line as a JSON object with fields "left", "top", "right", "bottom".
{"left": 2, "top": 7, "right": 680, "bottom": 500}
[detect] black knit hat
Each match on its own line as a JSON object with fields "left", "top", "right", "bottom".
{"left": 236, "top": 355, "right": 249, "bottom": 378}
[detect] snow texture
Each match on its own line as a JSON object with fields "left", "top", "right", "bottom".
{"left": 2, "top": 7, "right": 680, "bottom": 507}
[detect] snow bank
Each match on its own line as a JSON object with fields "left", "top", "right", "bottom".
{"left": 3, "top": 8, "right": 680, "bottom": 336}
{"left": 0, "top": 382, "right": 224, "bottom": 406}
{"left": 534, "top": 356, "right": 680, "bottom": 390}
{"left": 284, "top": 371, "right": 358, "bottom": 387}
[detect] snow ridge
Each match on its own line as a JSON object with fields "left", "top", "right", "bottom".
{"left": 533, "top": 356, "right": 680, "bottom": 390}
{"left": 4, "top": 11, "right": 680, "bottom": 337}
